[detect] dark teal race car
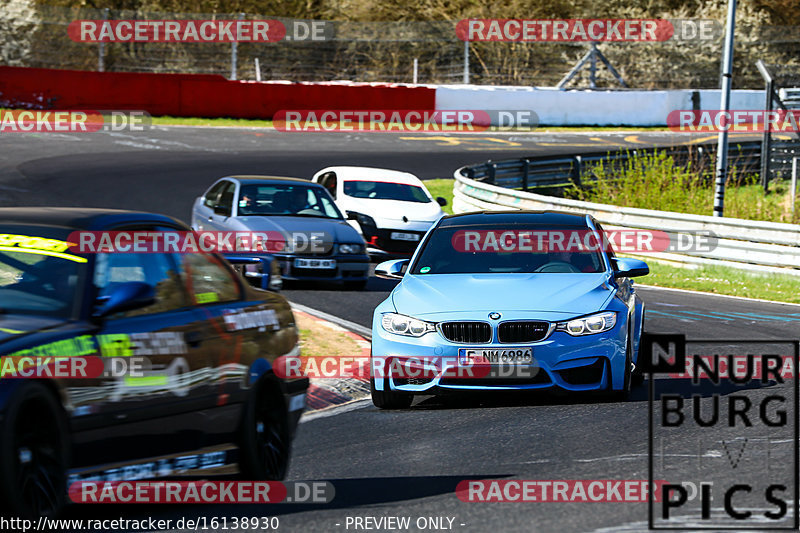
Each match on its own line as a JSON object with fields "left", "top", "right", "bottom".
{"left": 0, "top": 207, "right": 308, "bottom": 518}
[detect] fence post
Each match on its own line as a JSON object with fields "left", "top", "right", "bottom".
{"left": 570, "top": 156, "right": 582, "bottom": 187}
{"left": 521, "top": 159, "right": 529, "bottom": 191}
{"left": 254, "top": 58, "right": 261, "bottom": 81}
{"left": 98, "top": 8, "right": 109, "bottom": 72}
{"left": 761, "top": 78, "right": 774, "bottom": 192}
{"left": 463, "top": 41, "right": 469, "bottom": 84}
{"left": 231, "top": 12, "right": 244, "bottom": 80}
{"left": 793, "top": 157, "right": 798, "bottom": 220}
{"left": 413, "top": 58, "right": 418, "bottom": 84}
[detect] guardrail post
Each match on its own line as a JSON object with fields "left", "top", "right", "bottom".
{"left": 98, "top": 8, "right": 109, "bottom": 72}
{"left": 521, "top": 159, "right": 529, "bottom": 191}
{"left": 570, "top": 156, "right": 582, "bottom": 187}
{"left": 486, "top": 162, "right": 496, "bottom": 185}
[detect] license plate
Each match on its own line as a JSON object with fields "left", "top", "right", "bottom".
{"left": 458, "top": 347, "right": 533, "bottom": 365}
{"left": 294, "top": 258, "right": 336, "bottom": 269}
{"left": 390, "top": 232, "right": 420, "bottom": 242}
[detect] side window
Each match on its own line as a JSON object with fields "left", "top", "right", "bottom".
{"left": 203, "top": 182, "right": 226, "bottom": 208}
{"left": 94, "top": 252, "right": 187, "bottom": 317}
{"left": 216, "top": 182, "right": 236, "bottom": 216}
{"left": 313, "top": 189, "right": 342, "bottom": 218}
{"left": 320, "top": 172, "right": 337, "bottom": 199}
{"left": 179, "top": 253, "right": 241, "bottom": 304}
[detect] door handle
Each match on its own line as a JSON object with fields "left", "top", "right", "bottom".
{"left": 186, "top": 331, "right": 205, "bottom": 347}
{"left": 208, "top": 216, "right": 214, "bottom": 222}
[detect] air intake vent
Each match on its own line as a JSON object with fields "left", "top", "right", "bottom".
{"left": 439, "top": 322, "right": 492, "bottom": 343}
{"left": 498, "top": 321, "right": 550, "bottom": 343}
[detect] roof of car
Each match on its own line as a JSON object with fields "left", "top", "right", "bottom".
{"left": 0, "top": 207, "right": 186, "bottom": 230}
{"left": 224, "top": 176, "right": 321, "bottom": 186}
{"left": 438, "top": 211, "right": 591, "bottom": 227}
{"left": 317, "top": 167, "right": 423, "bottom": 186}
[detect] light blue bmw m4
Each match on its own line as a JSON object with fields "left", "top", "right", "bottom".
{"left": 370, "top": 211, "right": 649, "bottom": 409}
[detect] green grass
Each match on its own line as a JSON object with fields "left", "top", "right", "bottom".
{"left": 566, "top": 149, "right": 798, "bottom": 223}
{"left": 424, "top": 179, "right": 455, "bottom": 214}
{"left": 150, "top": 115, "right": 274, "bottom": 128}
{"left": 638, "top": 260, "right": 800, "bottom": 304}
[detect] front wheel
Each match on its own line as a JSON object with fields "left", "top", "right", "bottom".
{"left": 370, "top": 378, "right": 413, "bottom": 409}
{"left": 607, "top": 339, "right": 633, "bottom": 402}
{"left": 238, "top": 378, "right": 291, "bottom": 480}
{"left": 0, "top": 382, "right": 69, "bottom": 518}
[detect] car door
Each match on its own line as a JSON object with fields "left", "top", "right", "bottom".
{"left": 173, "top": 249, "right": 261, "bottom": 441}
{"left": 70, "top": 245, "right": 217, "bottom": 465}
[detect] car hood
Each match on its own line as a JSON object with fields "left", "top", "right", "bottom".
{"left": 391, "top": 273, "right": 615, "bottom": 319}
{"left": 0, "top": 315, "right": 71, "bottom": 348}
{"left": 343, "top": 197, "right": 443, "bottom": 223}
{"left": 234, "top": 215, "right": 364, "bottom": 244}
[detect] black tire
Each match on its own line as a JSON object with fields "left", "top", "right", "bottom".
{"left": 370, "top": 378, "right": 413, "bottom": 409}
{"left": 238, "top": 378, "right": 291, "bottom": 481}
{"left": 0, "top": 382, "right": 69, "bottom": 518}
{"left": 343, "top": 279, "right": 368, "bottom": 291}
{"left": 607, "top": 338, "right": 633, "bottom": 402}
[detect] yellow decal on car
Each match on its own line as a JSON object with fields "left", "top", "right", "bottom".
{"left": 0, "top": 233, "right": 86, "bottom": 263}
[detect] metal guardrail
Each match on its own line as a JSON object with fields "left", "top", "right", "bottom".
{"left": 453, "top": 141, "right": 800, "bottom": 276}
{"left": 462, "top": 142, "right": 762, "bottom": 191}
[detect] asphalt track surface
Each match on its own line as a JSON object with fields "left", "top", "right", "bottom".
{"left": 2, "top": 127, "right": 798, "bottom": 532}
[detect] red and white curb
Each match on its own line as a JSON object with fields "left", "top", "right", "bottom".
{"left": 290, "top": 305, "right": 371, "bottom": 413}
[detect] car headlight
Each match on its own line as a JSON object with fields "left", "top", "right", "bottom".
{"left": 339, "top": 243, "right": 363, "bottom": 254}
{"left": 381, "top": 313, "right": 436, "bottom": 337}
{"left": 556, "top": 311, "right": 617, "bottom": 336}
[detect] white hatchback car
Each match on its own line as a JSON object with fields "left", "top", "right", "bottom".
{"left": 312, "top": 166, "right": 447, "bottom": 256}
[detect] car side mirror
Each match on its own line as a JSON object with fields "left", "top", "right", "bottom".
{"left": 436, "top": 197, "right": 448, "bottom": 207}
{"left": 613, "top": 257, "right": 650, "bottom": 278}
{"left": 375, "top": 259, "right": 408, "bottom": 280}
{"left": 346, "top": 211, "right": 359, "bottom": 221}
{"left": 94, "top": 282, "right": 156, "bottom": 318}
{"left": 213, "top": 205, "right": 229, "bottom": 216}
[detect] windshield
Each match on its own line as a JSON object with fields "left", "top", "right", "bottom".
{"left": 0, "top": 228, "right": 85, "bottom": 318}
{"left": 411, "top": 225, "right": 606, "bottom": 275}
{"left": 238, "top": 184, "right": 343, "bottom": 219}
{"left": 343, "top": 180, "right": 430, "bottom": 203}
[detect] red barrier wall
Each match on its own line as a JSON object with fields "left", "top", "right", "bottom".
{"left": 0, "top": 66, "right": 436, "bottom": 118}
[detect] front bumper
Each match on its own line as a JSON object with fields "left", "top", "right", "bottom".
{"left": 361, "top": 226, "right": 430, "bottom": 255}
{"left": 371, "top": 319, "right": 627, "bottom": 393}
{"left": 275, "top": 253, "right": 369, "bottom": 282}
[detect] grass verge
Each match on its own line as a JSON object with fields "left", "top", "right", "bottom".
{"left": 424, "top": 178, "right": 455, "bottom": 214}
{"left": 638, "top": 260, "right": 800, "bottom": 304}
{"left": 566, "top": 149, "right": 798, "bottom": 224}
{"left": 296, "top": 311, "right": 362, "bottom": 358}
{"left": 150, "top": 115, "right": 274, "bottom": 128}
